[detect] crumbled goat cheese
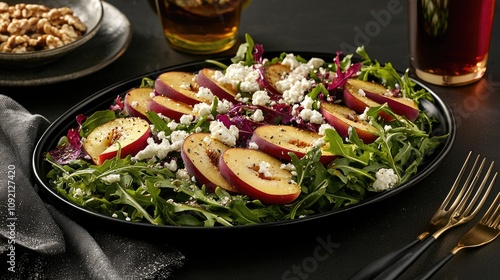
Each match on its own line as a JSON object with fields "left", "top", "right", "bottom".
{"left": 180, "top": 114, "right": 194, "bottom": 125}
{"left": 101, "top": 174, "right": 121, "bottom": 184}
{"left": 359, "top": 107, "right": 370, "bottom": 121}
{"left": 373, "top": 168, "right": 398, "bottom": 192}
{"left": 133, "top": 137, "right": 172, "bottom": 161}
{"left": 258, "top": 161, "right": 272, "bottom": 178}
{"left": 196, "top": 87, "right": 214, "bottom": 100}
{"left": 209, "top": 120, "right": 239, "bottom": 146}
{"left": 299, "top": 108, "right": 324, "bottom": 124}
{"left": 216, "top": 99, "right": 232, "bottom": 114}
{"left": 131, "top": 101, "right": 138, "bottom": 108}
{"left": 164, "top": 159, "right": 178, "bottom": 172}
{"left": 248, "top": 141, "right": 259, "bottom": 150}
{"left": 252, "top": 90, "right": 271, "bottom": 106}
{"left": 300, "top": 96, "right": 316, "bottom": 110}
{"left": 281, "top": 53, "right": 300, "bottom": 69}
{"left": 213, "top": 62, "right": 260, "bottom": 92}
{"left": 280, "top": 162, "right": 296, "bottom": 171}
{"left": 358, "top": 89, "right": 366, "bottom": 96}
{"left": 318, "top": 123, "right": 335, "bottom": 135}
{"left": 176, "top": 168, "right": 190, "bottom": 180}
{"left": 277, "top": 77, "right": 314, "bottom": 104}
{"left": 307, "top": 57, "right": 325, "bottom": 68}
{"left": 167, "top": 121, "right": 178, "bottom": 130}
{"left": 312, "top": 137, "right": 325, "bottom": 148}
{"left": 251, "top": 109, "right": 265, "bottom": 122}
{"left": 170, "top": 130, "right": 189, "bottom": 150}
{"left": 192, "top": 102, "right": 212, "bottom": 116}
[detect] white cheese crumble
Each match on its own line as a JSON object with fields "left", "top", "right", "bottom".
{"left": 252, "top": 90, "right": 271, "bottom": 106}
{"left": 248, "top": 141, "right": 259, "bottom": 150}
{"left": 258, "top": 161, "right": 272, "bottom": 178}
{"left": 180, "top": 114, "right": 194, "bottom": 125}
{"left": 196, "top": 86, "right": 214, "bottom": 100}
{"left": 372, "top": 168, "right": 398, "bottom": 192}
{"left": 209, "top": 120, "right": 239, "bottom": 146}
{"left": 192, "top": 102, "right": 212, "bottom": 117}
{"left": 213, "top": 62, "right": 260, "bottom": 92}
{"left": 216, "top": 99, "right": 232, "bottom": 114}
{"left": 101, "top": 174, "right": 121, "bottom": 184}
{"left": 251, "top": 109, "right": 265, "bottom": 122}
{"left": 318, "top": 123, "right": 335, "bottom": 135}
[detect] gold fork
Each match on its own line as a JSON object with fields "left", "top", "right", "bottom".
{"left": 349, "top": 152, "right": 496, "bottom": 280}
{"left": 414, "top": 191, "right": 500, "bottom": 280}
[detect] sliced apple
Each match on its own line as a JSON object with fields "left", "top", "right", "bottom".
{"left": 181, "top": 133, "right": 238, "bottom": 193}
{"left": 250, "top": 125, "right": 336, "bottom": 164}
{"left": 155, "top": 71, "right": 209, "bottom": 106}
{"left": 319, "top": 102, "right": 378, "bottom": 143}
{"left": 197, "top": 68, "right": 238, "bottom": 102}
{"left": 259, "top": 63, "right": 292, "bottom": 95}
{"left": 83, "top": 117, "right": 151, "bottom": 165}
{"left": 219, "top": 148, "right": 301, "bottom": 204}
{"left": 124, "top": 87, "right": 154, "bottom": 119}
{"left": 148, "top": 95, "right": 196, "bottom": 122}
{"left": 346, "top": 79, "right": 419, "bottom": 121}
{"left": 343, "top": 81, "right": 394, "bottom": 121}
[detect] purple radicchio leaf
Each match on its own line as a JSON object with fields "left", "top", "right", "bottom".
{"left": 327, "top": 52, "right": 362, "bottom": 90}
{"left": 48, "top": 128, "right": 84, "bottom": 165}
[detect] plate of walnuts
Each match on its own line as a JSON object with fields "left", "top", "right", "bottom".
{"left": 0, "top": 0, "right": 103, "bottom": 68}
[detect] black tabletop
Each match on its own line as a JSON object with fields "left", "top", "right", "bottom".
{"left": 3, "top": 1, "right": 499, "bottom": 279}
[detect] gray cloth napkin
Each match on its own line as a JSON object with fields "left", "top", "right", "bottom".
{"left": 0, "top": 95, "right": 185, "bottom": 279}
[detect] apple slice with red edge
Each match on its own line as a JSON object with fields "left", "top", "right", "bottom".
{"left": 197, "top": 68, "right": 238, "bottom": 102}
{"left": 343, "top": 81, "right": 394, "bottom": 121}
{"left": 346, "top": 79, "right": 419, "bottom": 121}
{"left": 219, "top": 148, "right": 301, "bottom": 204}
{"left": 259, "top": 63, "right": 291, "bottom": 95}
{"left": 154, "top": 71, "right": 209, "bottom": 106}
{"left": 148, "top": 95, "right": 196, "bottom": 122}
{"left": 124, "top": 87, "right": 153, "bottom": 119}
{"left": 319, "top": 102, "right": 378, "bottom": 143}
{"left": 250, "top": 125, "right": 336, "bottom": 165}
{"left": 83, "top": 117, "right": 151, "bottom": 165}
{"left": 181, "top": 133, "right": 239, "bottom": 193}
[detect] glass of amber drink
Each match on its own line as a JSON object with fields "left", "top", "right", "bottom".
{"left": 408, "top": 0, "right": 496, "bottom": 86}
{"left": 154, "top": 0, "right": 250, "bottom": 54}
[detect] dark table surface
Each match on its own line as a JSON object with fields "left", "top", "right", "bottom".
{"left": 3, "top": 0, "right": 499, "bottom": 279}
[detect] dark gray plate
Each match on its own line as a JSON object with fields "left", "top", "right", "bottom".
{"left": 0, "top": 2, "right": 131, "bottom": 87}
{"left": 32, "top": 52, "right": 456, "bottom": 236}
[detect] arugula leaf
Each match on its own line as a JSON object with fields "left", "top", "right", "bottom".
{"left": 79, "top": 110, "right": 117, "bottom": 137}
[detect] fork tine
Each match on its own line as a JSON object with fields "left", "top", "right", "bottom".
{"left": 459, "top": 161, "right": 495, "bottom": 220}
{"left": 480, "top": 189, "right": 499, "bottom": 228}
{"left": 438, "top": 151, "right": 474, "bottom": 211}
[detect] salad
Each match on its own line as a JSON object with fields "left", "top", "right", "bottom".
{"left": 45, "top": 34, "right": 446, "bottom": 227}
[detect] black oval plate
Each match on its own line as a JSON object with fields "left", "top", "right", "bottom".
{"left": 32, "top": 52, "right": 456, "bottom": 236}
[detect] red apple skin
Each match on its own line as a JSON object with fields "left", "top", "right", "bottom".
{"left": 181, "top": 133, "right": 239, "bottom": 193}
{"left": 259, "top": 63, "right": 291, "bottom": 95}
{"left": 343, "top": 82, "right": 394, "bottom": 122}
{"left": 319, "top": 102, "right": 378, "bottom": 143}
{"left": 250, "top": 125, "right": 336, "bottom": 165}
{"left": 154, "top": 71, "right": 208, "bottom": 106}
{"left": 148, "top": 95, "right": 195, "bottom": 122}
{"left": 83, "top": 117, "right": 151, "bottom": 165}
{"left": 124, "top": 87, "right": 153, "bottom": 119}
{"left": 346, "top": 79, "right": 419, "bottom": 121}
{"left": 196, "top": 68, "right": 237, "bottom": 102}
{"left": 219, "top": 148, "right": 301, "bottom": 205}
